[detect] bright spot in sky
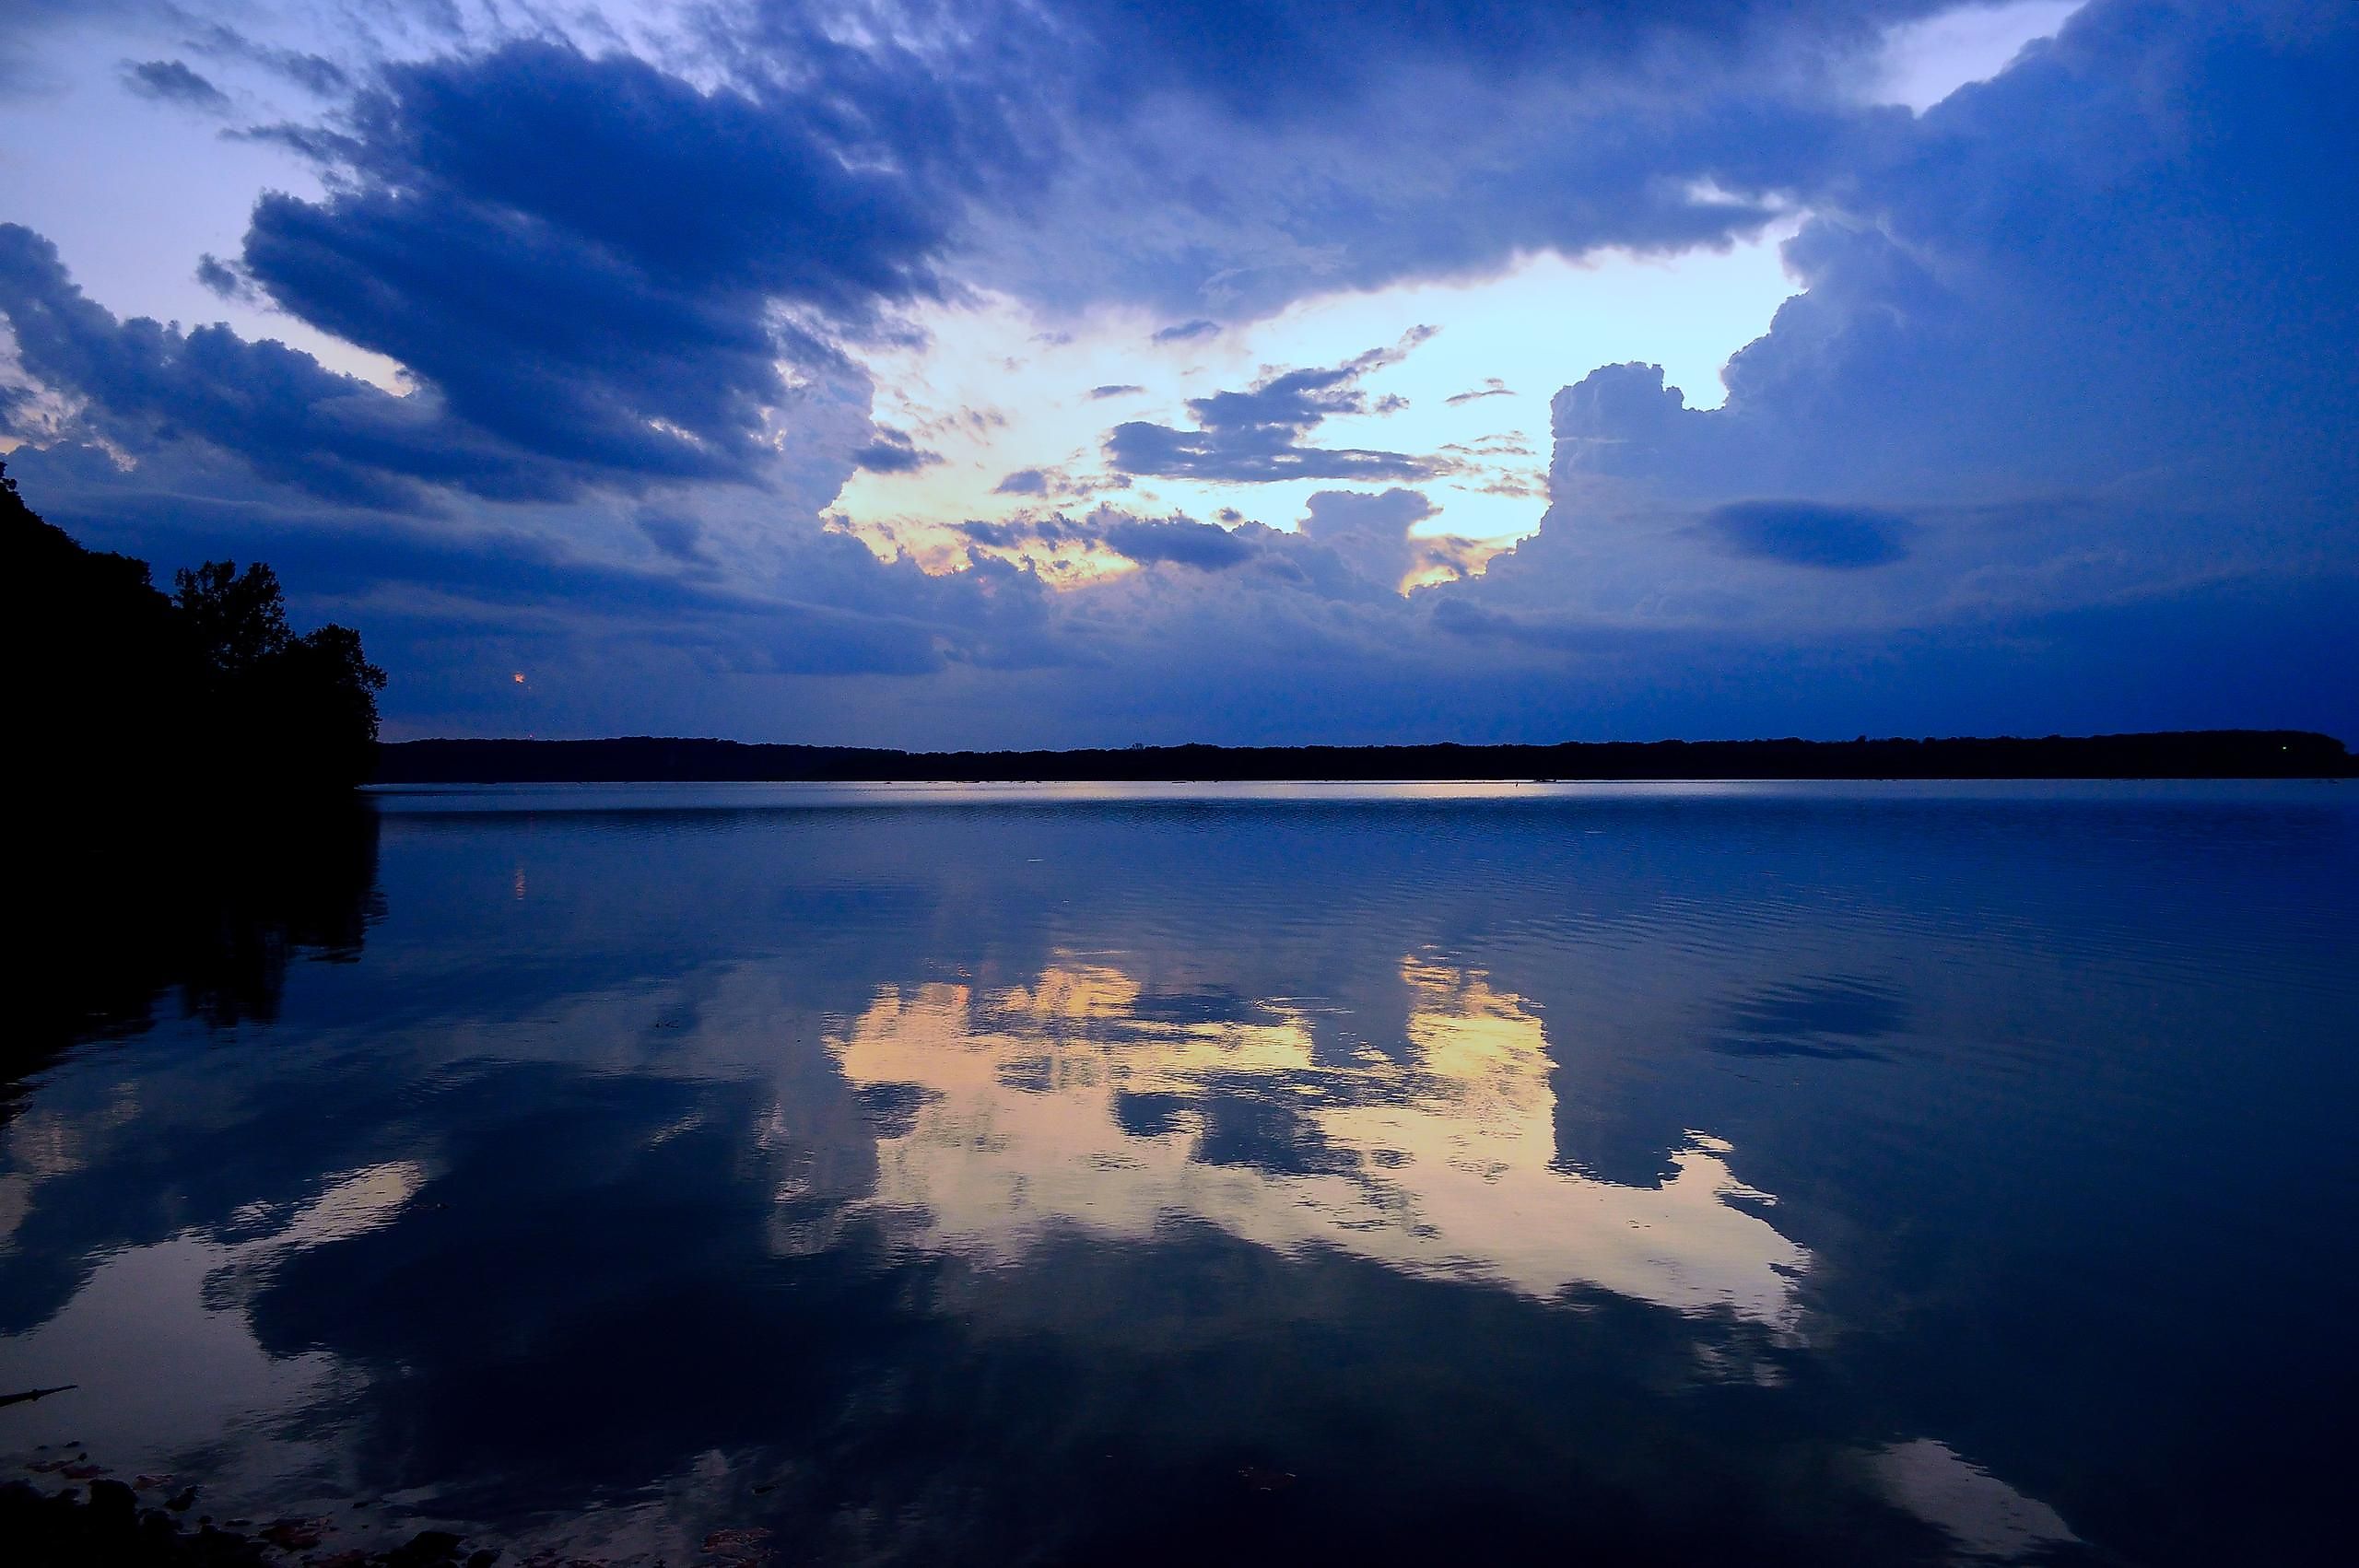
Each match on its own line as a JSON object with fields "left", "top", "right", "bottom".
{"left": 1870, "top": 0, "right": 2085, "bottom": 112}
{"left": 838, "top": 232, "right": 1805, "bottom": 579}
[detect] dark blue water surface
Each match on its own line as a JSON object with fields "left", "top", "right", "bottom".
{"left": 4, "top": 782, "right": 2353, "bottom": 1565}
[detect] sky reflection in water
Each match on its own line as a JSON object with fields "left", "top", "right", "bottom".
{"left": 3, "top": 783, "right": 2353, "bottom": 1565}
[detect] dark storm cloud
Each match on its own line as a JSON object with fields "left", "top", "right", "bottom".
{"left": 1703, "top": 501, "right": 1909, "bottom": 568}
{"left": 25, "top": 0, "right": 1932, "bottom": 323}
{"left": 6, "top": 28, "right": 1029, "bottom": 505}
{"left": 1087, "top": 384, "right": 1144, "bottom": 400}
{"left": 1458, "top": 0, "right": 2359, "bottom": 740}
{"left": 1548, "top": 2, "right": 2359, "bottom": 518}
{"left": 0, "top": 225, "right": 584, "bottom": 506}
{"left": 15, "top": 2, "right": 1932, "bottom": 509}
{"left": 235, "top": 40, "right": 957, "bottom": 484}
{"left": 122, "top": 59, "right": 230, "bottom": 112}
{"left": 14, "top": 0, "right": 2358, "bottom": 747}
{"left": 1105, "top": 336, "right": 1445, "bottom": 483}
{"left": 923, "top": 0, "right": 1942, "bottom": 316}
{"left": 994, "top": 468, "right": 1050, "bottom": 495}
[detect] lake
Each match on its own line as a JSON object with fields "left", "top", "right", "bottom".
{"left": 4, "top": 781, "right": 2353, "bottom": 1564}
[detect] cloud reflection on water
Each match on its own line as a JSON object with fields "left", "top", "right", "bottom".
{"left": 3, "top": 786, "right": 2351, "bottom": 1565}
{"left": 832, "top": 953, "right": 1808, "bottom": 1323}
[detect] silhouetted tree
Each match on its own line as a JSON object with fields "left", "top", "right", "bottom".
{"left": 171, "top": 556, "right": 386, "bottom": 787}
{"left": 5, "top": 459, "right": 187, "bottom": 785}
{"left": 175, "top": 559, "right": 293, "bottom": 674}
{"left": 5, "top": 460, "right": 386, "bottom": 792}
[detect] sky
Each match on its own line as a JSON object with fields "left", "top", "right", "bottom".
{"left": 1, "top": 0, "right": 2352, "bottom": 747}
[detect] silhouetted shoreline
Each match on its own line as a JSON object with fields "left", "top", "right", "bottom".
{"left": 374, "top": 730, "right": 2353, "bottom": 784}
{"left": 6, "top": 461, "right": 385, "bottom": 798}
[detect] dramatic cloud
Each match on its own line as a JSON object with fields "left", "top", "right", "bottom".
{"left": 7, "top": 31, "right": 1004, "bottom": 508}
{"left": 0, "top": 226, "right": 588, "bottom": 506}
{"left": 3, "top": 0, "right": 2353, "bottom": 746}
{"left": 1548, "top": 3, "right": 2359, "bottom": 518}
{"left": 939, "top": 0, "right": 1954, "bottom": 317}
{"left": 1451, "top": 0, "right": 2358, "bottom": 735}
{"left": 231, "top": 41, "right": 961, "bottom": 486}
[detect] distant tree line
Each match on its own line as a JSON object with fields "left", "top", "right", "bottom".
{"left": 377, "top": 730, "right": 2353, "bottom": 784}
{"left": 4, "top": 459, "right": 385, "bottom": 793}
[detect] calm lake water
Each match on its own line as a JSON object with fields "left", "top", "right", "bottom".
{"left": 5, "top": 782, "right": 2353, "bottom": 1564}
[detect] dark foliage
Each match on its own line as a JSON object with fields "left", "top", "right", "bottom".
{"left": 1, "top": 460, "right": 385, "bottom": 793}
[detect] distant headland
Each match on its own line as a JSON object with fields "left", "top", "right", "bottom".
{"left": 376, "top": 731, "right": 2353, "bottom": 784}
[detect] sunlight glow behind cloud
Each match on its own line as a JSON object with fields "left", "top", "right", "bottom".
{"left": 838, "top": 237, "right": 1803, "bottom": 579}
